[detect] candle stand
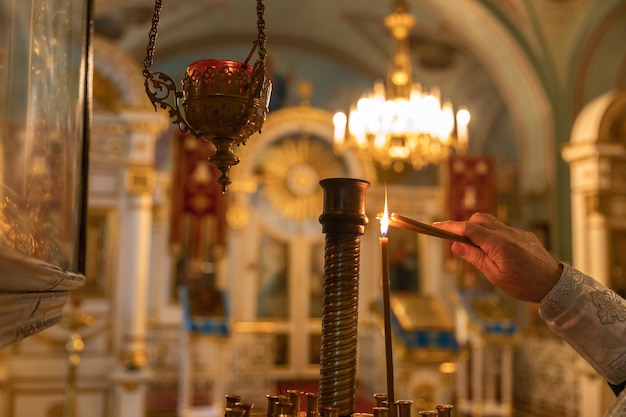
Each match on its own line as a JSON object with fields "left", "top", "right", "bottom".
{"left": 318, "top": 178, "right": 370, "bottom": 416}
{"left": 208, "top": 178, "right": 455, "bottom": 417}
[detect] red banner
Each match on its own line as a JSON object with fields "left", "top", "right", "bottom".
{"left": 445, "top": 155, "right": 496, "bottom": 221}
{"left": 169, "top": 131, "right": 228, "bottom": 260}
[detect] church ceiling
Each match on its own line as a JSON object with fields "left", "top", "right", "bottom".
{"left": 92, "top": 0, "right": 626, "bottom": 191}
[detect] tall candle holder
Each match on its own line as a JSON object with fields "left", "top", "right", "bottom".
{"left": 215, "top": 178, "right": 455, "bottom": 417}
{"left": 318, "top": 178, "right": 370, "bottom": 417}
{"left": 142, "top": 0, "right": 272, "bottom": 193}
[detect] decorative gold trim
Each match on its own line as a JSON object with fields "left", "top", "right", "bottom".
{"left": 257, "top": 135, "right": 342, "bottom": 221}
{"left": 120, "top": 348, "right": 148, "bottom": 370}
{"left": 237, "top": 105, "right": 377, "bottom": 184}
{"left": 125, "top": 165, "right": 155, "bottom": 195}
{"left": 121, "top": 381, "right": 141, "bottom": 392}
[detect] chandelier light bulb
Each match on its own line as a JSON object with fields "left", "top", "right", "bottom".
{"left": 456, "top": 107, "right": 471, "bottom": 150}
{"left": 333, "top": 112, "right": 347, "bottom": 148}
{"left": 440, "top": 101, "right": 455, "bottom": 141}
{"left": 392, "top": 70, "right": 409, "bottom": 86}
{"left": 456, "top": 107, "right": 471, "bottom": 126}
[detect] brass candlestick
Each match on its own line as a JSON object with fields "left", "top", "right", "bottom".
{"left": 318, "top": 178, "right": 370, "bottom": 417}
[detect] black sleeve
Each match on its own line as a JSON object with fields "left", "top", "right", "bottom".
{"left": 609, "top": 381, "right": 626, "bottom": 396}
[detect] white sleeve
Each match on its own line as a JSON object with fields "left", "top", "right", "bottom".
{"left": 538, "top": 263, "right": 626, "bottom": 385}
{"left": 605, "top": 389, "right": 626, "bottom": 416}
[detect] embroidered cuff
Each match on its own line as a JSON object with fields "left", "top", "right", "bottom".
{"left": 538, "top": 264, "right": 626, "bottom": 385}
{"left": 538, "top": 263, "right": 584, "bottom": 320}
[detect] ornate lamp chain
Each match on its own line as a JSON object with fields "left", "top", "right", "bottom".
{"left": 256, "top": 0, "right": 266, "bottom": 62}
{"left": 143, "top": 0, "right": 266, "bottom": 76}
{"left": 143, "top": 0, "right": 162, "bottom": 78}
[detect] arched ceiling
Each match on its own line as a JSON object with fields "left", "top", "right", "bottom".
{"left": 93, "top": 0, "right": 510, "bottom": 178}
{"left": 92, "top": 0, "right": 626, "bottom": 194}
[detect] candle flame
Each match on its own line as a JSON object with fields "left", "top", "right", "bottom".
{"left": 380, "top": 186, "right": 389, "bottom": 237}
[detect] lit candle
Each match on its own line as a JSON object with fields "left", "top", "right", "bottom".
{"left": 456, "top": 107, "right": 470, "bottom": 151}
{"left": 379, "top": 188, "right": 395, "bottom": 415}
{"left": 332, "top": 111, "right": 347, "bottom": 149}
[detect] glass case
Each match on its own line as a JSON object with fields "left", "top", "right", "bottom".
{"left": 0, "top": 0, "right": 90, "bottom": 347}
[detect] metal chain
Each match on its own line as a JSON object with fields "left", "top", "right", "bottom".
{"left": 144, "top": 0, "right": 264, "bottom": 74}
{"left": 143, "top": 0, "right": 163, "bottom": 77}
{"left": 256, "top": 0, "right": 266, "bottom": 61}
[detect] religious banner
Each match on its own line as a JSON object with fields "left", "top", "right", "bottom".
{"left": 444, "top": 155, "right": 496, "bottom": 221}
{"left": 169, "top": 131, "right": 228, "bottom": 291}
{"left": 444, "top": 155, "right": 496, "bottom": 282}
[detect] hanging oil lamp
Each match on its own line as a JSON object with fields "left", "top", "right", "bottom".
{"left": 143, "top": 0, "right": 272, "bottom": 193}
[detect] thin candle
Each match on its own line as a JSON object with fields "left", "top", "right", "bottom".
{"left": 379, "top": 189, "right": 395, "bottom": 416}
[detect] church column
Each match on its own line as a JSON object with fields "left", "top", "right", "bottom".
{"left": 455, "top": 347, "right": 469, "bottom": 411}
{"left": 500, "top": 343, "right": 513, "bottom": 414}
{"left": 471, "top": 338, "right": 484, "bottom": 414}
{"left": 587, "top": 209, "right": 609, "bottom": 285}
{"left": 484, "top": 345, "right": 496, "bottom": 409}
{"left": 148, "top": 172, "right": 173, "bottom": 324}
{"left": 111, "top": 112, "right": 165, "bottom": 417}
{"left": 118, "top": 172, "right": 153, "bottom": 368}
{"left": 561, "top": 90, "right": 626, "bottom": 415}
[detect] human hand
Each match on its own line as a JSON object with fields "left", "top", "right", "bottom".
{"left": 433, "top": 213, "right": 563, "bottom": 303}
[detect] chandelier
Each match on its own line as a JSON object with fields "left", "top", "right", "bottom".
{"left": 333, "top": 0, "right": 470, "bottom": 171}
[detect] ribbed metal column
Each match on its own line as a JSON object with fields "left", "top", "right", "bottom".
{"left": 318, "top": 178, "right": 370, "bottom": 417}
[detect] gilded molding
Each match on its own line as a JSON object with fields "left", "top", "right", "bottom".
{"left": 125, "top": 165, "right": 155, "bottom": 196}
{"left": 93, "top": 36, "right": 153, "bottom": 112}
{"left": 121, "top": 381, "right": 141, "bottom": 392}
{"left": 120, "top": 348, "right": 148, "bottom": 371}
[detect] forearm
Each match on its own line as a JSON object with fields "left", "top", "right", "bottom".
{"left": 539, "top": 264, "right": 626, "bottom": 385}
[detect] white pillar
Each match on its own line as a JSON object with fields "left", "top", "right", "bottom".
{"left": 471, "top": 339, "right": 484, "bottom": 414}
{"left": 148, "top": 172, "right": 173, "bottom": 324}
{"left": 112, "top": 376, "right": 151, "bottom": 417}
{"left": 484, "top": 345, "right": 496, "bottom": 408}
{"left": 455, "top": 347, "right": 469, "bottom": 409}
{"left": 570, "top": 192, "right": 588, "bottom": 272}
{"left": 114, "top": 190, "right": 154, "bottom": 417}
{"left": 501, "top": 344, "right": 513, "bottom": 415}
{"left": 110, "top": 112, "right": 165, "bottom": 417}
{"left": 119, "top": 190, "right": 153, "bottom": 367}
{"left": 587, "top": 211, "right": 609, "bottom": 285}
